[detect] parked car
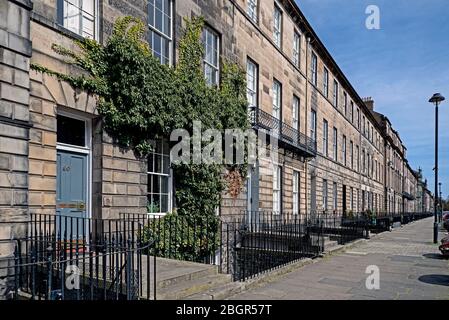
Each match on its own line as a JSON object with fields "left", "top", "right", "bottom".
{"left": 439, "top": 236, "right": 449, "bottom": 256}
{"left": 443, "top": 212, "right": 449, "bottom": 231}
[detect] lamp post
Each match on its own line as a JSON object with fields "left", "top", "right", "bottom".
{"left": 429, "top": 93, "right": 445, "bottom": 244}
{"left": 439, "top": 182, "right": 442, "bottom": 222}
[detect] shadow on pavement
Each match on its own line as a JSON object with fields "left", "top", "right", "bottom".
{"left": 422, "top": 253, "right": 449, "bottom": 260}
{"left": 418, "top": 274, "right": 449, "bottom": 287}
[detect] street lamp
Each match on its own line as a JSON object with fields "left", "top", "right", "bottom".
{"left": 429, "top": 93, "right": 445, "bottom": 243}
{"left": 439, "top": 182, "right": 443, "bottom": 222}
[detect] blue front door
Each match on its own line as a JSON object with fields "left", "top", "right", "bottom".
{"left": 56, "top": 150, "right": 88, "bottom": 239}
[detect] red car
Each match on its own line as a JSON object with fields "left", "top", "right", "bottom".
{"left": 439, "top": 236, "right": 449, "bottom": 256}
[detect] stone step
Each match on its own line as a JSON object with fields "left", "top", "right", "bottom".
{"left": 156, "top": 264, "right": 219, "bottom": 290}
{"left": 185, "top": 281, "right": 244, "bottom": 300}
{"left": 323, "top": 239, "right": 339, "bottom": 252}
{"left": 153, "top": 273, "right": 232, "bottom": 300}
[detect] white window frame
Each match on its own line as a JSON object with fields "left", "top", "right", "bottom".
{"left": 350, "top": 140, "right": 354, "bottom": 169}
{"left": 147, "top": 140, "right": 172, "bottom": 215}
{"left": 323, "top": 119, "right": 328, "bottom": 156}
{"left": 272, "top": 80, "right": 281, "bottom": 119}
{"left": 246, "top": 58, "right": 258, "bottom": 108}
{"left": 59, "top": 0, "right": 99, "bottom": 40}
{"left": 323, "top": 179, "right": 328, "bottom": 211}
{"left": 356, "top": 145, "right": 360, "bottom": 172}
{"left": 323, "top": 67, "right": 329, "bottom": 97}
{"left": 293, "top": 31, "right": 300, "bottom": 67}
{"left": 202, "top": 26, "right": 220, "bottom": 86}
{"left": 311, "top": 52, "right": 317, "bottom": 86}
{"left": 273, "top": 165, "right": 282, "bottom": 213}
{"left": 333, "top": 127, "right": 338, "bottom": 162}
{"left": 247, "top": 0, "right": 258, "bottom": 23}
{"left": 292, "top": 95, "right": 300, "bottom": 130}
{"left": 310, "top": 109, "right": 317, "bottom": 142}
{"left": 292, "top": 170, "right": 300, "bottom": 215}
{"left": 273, "top": 3, "right": 282, "bottom": 48}
{"left": 148, "top": 0, "right": 173, "bottom": 65}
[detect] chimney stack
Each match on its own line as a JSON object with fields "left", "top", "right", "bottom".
{"left": 362, "top": 97, "right": 374, "bottom": 111}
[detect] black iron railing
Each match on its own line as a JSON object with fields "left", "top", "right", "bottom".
{"left": 0, "top": 214, "right": 157, "bottom": 300}
{"left": 222, "top": 211, "right": 324, "bottom": 281}
{"left": 1, "top": 211, "right": 434, "bottom": 299}
{"left": 248, "top": 106, "right": 317, "bottom": 157}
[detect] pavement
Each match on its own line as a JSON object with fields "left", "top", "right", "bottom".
{"left": 229, "top": 217, "right": 449, "bottom": 300}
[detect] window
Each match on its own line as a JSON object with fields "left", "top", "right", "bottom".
{"left": 247, "top": 0, "right": 258, "bottom": 23}
{"left": 323, "top": 120, "right": 328, "bottom": 156}
{"left": 310, "top": 110, "right": 317, "bottom": 142}
{"left": 148, "top": 0, "right": 173, "bottom": 65}
{"left": 362, "top": 116, "right": 366, "bottom": 136}
{"left": 342, "top": 135, "right": 347, "bottom": 166}
{"left": 374, "top": 159, "right": 378, "bottom": 181}
{"left": 293, "top": 171, "right": 300, "bottom": 215}
{"left": 356, "top": 108, "right": 360, "bottom": 129}
{"left": 58, "top": 0, "right": 98, "bottom": 39}
{"left": 292, "top": 95, "right": 300, "bottom": 130}
{"left": 343, "top": 92, "right": 348, "bottom": 116}
{"left": 273, "top": 165, "right": 281, "bottom": 213}
{"left": 333, "top": 80, "right": 339, "bottom": 107}
{"left": 202, "top": 26, "right": 219, "bottom": 85}
{"left": 323, "top": 68, "right": 329, "bottom": 97}
{"left": 362, "top": 149, "right": 366, "bottom": 174}
{"left": 323, "top": 179, "right": 328, "bottom": 211}
{"left": 246, "top": 58, "right": 258, "bottom": 107}
{"left": 311, "top": 53, "right": 317, "bottom": 86}
{"left": 351, "top": 101, "right": 354, "bottom": 123}
{"left": 148, "top": 139, "right": 171, "bottom": 214}
{"left": 350, "top": 187, "right": 354, "bottom": 210}
{"left": 333, "top": 127, "right": 338, "bottom": 161}
{"left": 350, "top": 140, "right": 354, "bottom": 169}
{"left": 333, "top": 182, "right": 338, "bottom": 211}
{"left": 273, "top": 4, "right": 282, "bottom": 47}
{"left": 356, "top": 145, "right": 360, "bottom": 172}
{"left": 272, "top": 80, "right": 282, "bottom": 119}
{"left": 57, "top": 115, "right": 86, "bottom": 147}
{"left": 367, "top": 153, "right": 370, "bottom": 177}
{"left": 293, "top": 31, "right": 300, "bottom": 67}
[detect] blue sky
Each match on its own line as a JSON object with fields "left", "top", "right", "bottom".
{"left": 296, "top": 0, "right": 449, "bottom": 197}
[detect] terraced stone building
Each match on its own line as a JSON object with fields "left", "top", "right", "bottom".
{"left": 0, "top": 0, "right": 434, "bottom": 263}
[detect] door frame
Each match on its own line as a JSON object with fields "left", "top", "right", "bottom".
{"left": 56, "top": 110, "right": 92, "bottom": 220}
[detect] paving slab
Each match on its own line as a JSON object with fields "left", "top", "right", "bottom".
{"left": 229, "top": 217, "right": 449, "bottom": 300}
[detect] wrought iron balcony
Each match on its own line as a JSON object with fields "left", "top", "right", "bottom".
{"left": 402, "top": 191, "right": 415, "bottom": 200}
{"left": 248, "top": 106, "right": 317, "bottom": 158}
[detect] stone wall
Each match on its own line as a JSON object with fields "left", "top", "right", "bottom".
{"left": 0, "top": 0, "right": 33, "bottom": 298}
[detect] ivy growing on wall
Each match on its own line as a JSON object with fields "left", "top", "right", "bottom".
{"left": 32, "top": 16, "right": 250, "bottom": 257}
